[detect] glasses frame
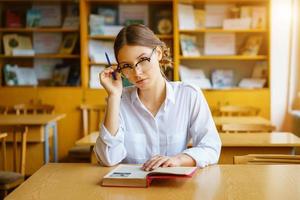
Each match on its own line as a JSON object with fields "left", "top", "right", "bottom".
{"left": 115, "top": 47, "right": 156, "bottom": 76}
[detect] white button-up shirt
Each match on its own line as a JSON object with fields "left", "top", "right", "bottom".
{"left": 94, "top": 81, "right": 221, "bottom": 167}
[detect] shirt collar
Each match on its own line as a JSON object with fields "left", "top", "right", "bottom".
{"left": 130, "top": 80, "right": 175, "bottom": 106}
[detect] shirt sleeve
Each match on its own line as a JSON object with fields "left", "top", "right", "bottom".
{"left": 93, "top": 113, "right": 127, "bottom": 166}
{"left": 182, "top": 87, "right": 221, "bottom": 168}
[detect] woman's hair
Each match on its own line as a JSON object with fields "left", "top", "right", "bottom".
{"left": 114, "top": 24, "right": 172, "bottom": 71}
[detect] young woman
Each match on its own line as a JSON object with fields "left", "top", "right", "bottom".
{"left": 94, "top": 24, "right": 221, "bottom": 171}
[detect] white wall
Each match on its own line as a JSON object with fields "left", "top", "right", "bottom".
{"left": 270, "top": 0, "right": 293, "bottom": 130}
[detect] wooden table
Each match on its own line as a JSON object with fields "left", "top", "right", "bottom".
{"left": 219, "top": 132, "right": 300, "bottom": 163}
{"left": 76, "top": 132, "right": 300, "bottom": 164}
{"left": 6, "top": 163, "right": 300, "bottom": 200}
{"left": 213, "top": 116, "right": 272, "bottom": 129}
{"left": 0, "top": 114, "right": 65, "bottom": 163}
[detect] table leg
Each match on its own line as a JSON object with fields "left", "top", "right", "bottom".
{"left": 43, "top": 122, "right": 58, "bottom": 163}
{"left": 44, "top": 124, "right": 49, "bottom": 164}
{"left": 52, "top": 122, "right": 58, "bottom": 162}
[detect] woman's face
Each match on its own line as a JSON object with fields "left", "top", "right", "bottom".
{"left": 117, "top": 45, "right": 163, "bottom": 90}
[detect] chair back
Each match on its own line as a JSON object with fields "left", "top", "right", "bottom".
{"left": 80, "top": 104, "right": 106, "bottom": 137}
{"left": 220, "top": 105, "right": 260, "bottom": 116}
{"left": 0, "top": 133, "right": 7, "bottom": 171}
{"left": 0, "top": 126, "right": 28, "bottom": 175}
{"left": 221, "top": 124, "right": 275, "bottom": 133}
{"left": 14, "top": 104, "right": 54, "bottom": 115}
{"left": 234, "top": 154, "right": 300, "bottom": 164}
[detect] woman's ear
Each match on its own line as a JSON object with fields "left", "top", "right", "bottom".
{"left": 156, "top": 46, "right": 163, "bottom": 61}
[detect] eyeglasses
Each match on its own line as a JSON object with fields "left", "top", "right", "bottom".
{"left": 116, "top": 48, "right": 156, "bottom": 77}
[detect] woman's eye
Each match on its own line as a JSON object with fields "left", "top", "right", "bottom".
{"left": 122, "top": 64, "right": 131, "bottom": 68}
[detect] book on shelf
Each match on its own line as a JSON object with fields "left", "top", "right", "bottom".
{"left": 67, "top": 64, "right": 80, "bottom": 86}
{"left": 102, "top": 164, "right": 197, "bottom": 188}
{"left": 238, "top": 78, "right": 266, "bottom": 88}
{"left": 3, "top": 64, "right": 37, "bottom": 86}
{"left": 89, "top": 40, "right": 116, "bottom": 63}
{"left": 194, "top": 9, "right": 205, "bottom": 29}
{"left": 89, "top": 14, "right": 105, "bottom": 35}
{"left": 180, "top": 35, "right": 201, "bottom": 56}
{"left": 90, "top": 65, "right": 104, "bottom": 89}
{"left": 204, "top": 33, "right": 236, "bottom": 55}
{"left": 211, "top": 69, "right": 234, "bottom": 89}
{"left": 62, "top": 16, "right": 79, "bottom": 29}
{"left": 66, "top": 4, "right": 79, "bottom": 17}
{"left": 52, "top": 63, "right": 70, "bottom": 86}
{"left": 178, "top": 4, "right": 195, "bottom": 30}
{"left": 179, "top": 65, "right": 212, "bottom": 89}
{"left": 97, "top": 6, "right": 118, "bottom": 25}
{"left": 150, "top": 5, "right": 172, "bottom": 34}
{"left": 26, "top": 9, "right": 41, "bottom": 28}
{"left": 59, "top": 33, "right": 78, "bottom": 54}
{"left": 119, "top": 4, "right": 149, "bottom": 26}
{"left": 252, "top": 62, "right": 268, "bottom": 78}
{"left": 251, "top": 6, "right": 266, "bottom": 29}
{"left": 3, "top": 34, "right": 33, "bottom": 55}
{"left": 5, "top": 9, "right": 23, "bottom": 28}
{"left": 205, "top": 4, "right": 232, "bottom": 28}
{"left": 32, "top": 4, "right": 61, "bottom": 27}
{"left": 34, "top": 58, "right": 62, "bottom": 81}
{"left": 12, "top": 49, "right": 35, "bottom": 56}
{"left": 33, "top": 33, "right": 62, "bottom": 54}
{"left": 239, "top": 35, "right": 262, "bottom": 56}
{"left": 223, "top": 18, "right": 251, "bottom": 30}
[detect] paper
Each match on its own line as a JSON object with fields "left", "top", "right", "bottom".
{"left": 178, "top": 4, "right": 196, "bottom": 30}
{"left": 204, "top": 33, "right": 236, "bottom": 55}
{"left": 238, "top": 78, "right": 266, "bottom": 88}
{"left": 17, "top": 67, "right": 38, "bottom": 86}
{"left": 211, "top": 69, "right": 234, "bottom": 88}
{"left": 223, "top": 18, "right": 251, "bottom": 30}
{"left": 180, "top": 65, "right": 211, "bottom": 89}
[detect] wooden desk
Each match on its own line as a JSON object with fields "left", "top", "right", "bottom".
{"left": 220, "top": 132, "right": 300, "bottom": 163}
{"left": 213, "top": 116, "right": 271, "bottom": 130}
{"left": 6, "top": 163, "right": 300, "bottom": 200}
{"left": 0, "top": 114, "right": 65, "bottom": 163}
{"left": 77, "top": 132, "right": 300, "bottom": 164}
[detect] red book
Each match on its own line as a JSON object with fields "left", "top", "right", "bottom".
{"left": 101, "top": 164, "right": 197, "bottom": 188}
{"left": 6, "top": 10, "right": 22, "bottom": 28}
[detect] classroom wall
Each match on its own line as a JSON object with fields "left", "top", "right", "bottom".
{"left": 270, "top": 0, "right": 293, "bottom": 131}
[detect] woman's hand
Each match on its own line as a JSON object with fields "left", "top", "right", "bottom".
{"left": 142, "top": 155, "right": 182, "bottom": 171}
{"left": 99, "top": 68, "right": 123, "bottom": 97}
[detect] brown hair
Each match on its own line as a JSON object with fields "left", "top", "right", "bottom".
{"left": 114, "top": 24, "right": 172, "bottom": 71}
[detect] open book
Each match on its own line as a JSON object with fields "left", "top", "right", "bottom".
{"left": 102, "top": 164, "right": 197, "bottom": 188}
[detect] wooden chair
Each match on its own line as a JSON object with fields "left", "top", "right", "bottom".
{"left": 234, "top": 154, "right": 300, "bottom": 164}
{"left": 13, "top": 104, "right": 55, "bottom": 115}
{"left": 68, "top": 104, "right": 106, "bottom": 162}
{"left": 221, "top": 124, "right": 276, "bottom": 133}
{"left": 220, "top": 105, "right": 260, "bottom": 116}
{"left": 0, "top": 126, "right": 28, "bottom": 197}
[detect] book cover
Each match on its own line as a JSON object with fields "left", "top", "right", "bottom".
{"left": 90, "top": 65, "right": 104, "bottom": 89}
{"left": 102, "top": 164, "right": 197, "bottom": 188}
{"left": 180, "top": 34, "right": 201, "bottom": 56}
{"left": 5, "top": 9, "right": 23, "bottom": 28}
{"left": 3, "top": 34, "right": 33, "bottom": 55}
{"left": 33, "top": 33, "right": 62, "bottom": 54}
{"left": 251, "top": 6, "right": 266, "bottom": 29}
{"left": 211, "top": 69, "right": 234, "bottom": 88}
{"left": 32, "top": 5, "right": 61, "bottom": 27}
{"left": 59, "top": 33, "right": 78, "bottom": 54}
{"left": 62, "top": 16, "right": 79, "bottom": 29}
{"left": 26, "top": 9, "right": 41, "bottom": 28}
{"left": 97, "top": 6, "right": 118, "bottom": 25}
{"left": 194, "top": 9, "right": 205, "bottom": 29}
{"left": 119, "top": 4, "right": 149, "bottom": 26}
{"left": 89, "top": 14, "right": 105, "bottom": 36}
{"left": 239, "top": 35, "right": 262, "bottom": 56}
{"left": 205, "top": 4, "right": 232, "bottom": 28}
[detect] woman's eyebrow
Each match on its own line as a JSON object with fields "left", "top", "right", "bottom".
{"left": 119, "top": 52, "right": 148, "bottom": 64}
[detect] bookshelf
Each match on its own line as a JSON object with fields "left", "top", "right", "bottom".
{"left": 174, "top": 0, "right": 270, "bottom": 118}
{"left": 0, "top": 0, "right": 81, "bottom": 88}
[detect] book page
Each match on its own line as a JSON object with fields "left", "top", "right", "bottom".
{"left": 104, "top": 165, "right": 149, "bottom": 179}
{"left": 151, "top": 166, "right": 197, "bottom": 175}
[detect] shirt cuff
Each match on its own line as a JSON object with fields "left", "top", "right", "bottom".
{"left": 182, "top": 147, "right": 215, "bottom": 168}
{"left": 99, "top": 123, "right": 124, "bottom": 148}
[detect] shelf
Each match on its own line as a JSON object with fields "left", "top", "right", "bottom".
{"left": 179, "top": 0, "right": 268, "bottom": 3}
{"left": 0, "top": 0, "right": 76, "bottom": 2}
{"left": 87, "top": 0, "right": 172, "bottom": 3}
{"left": 180, "top": 55, "right": 268, "bottom": 60}
{"left": 0, "top": 86, "right": 82, "bottom": 89}
{"left": 89, "top": 62, "right": 117, "bottom": 66}
{"left": 89, "top": 34, "right": 173, "bottom": 40}
{"left": 0, "top": 54, "right": 80, "bottom": 59}
{"left": 180, "top": 29, "right": 267, "bottom": 33}
{"left": 0, "top": 28, "right": 79, "bottom": 33}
